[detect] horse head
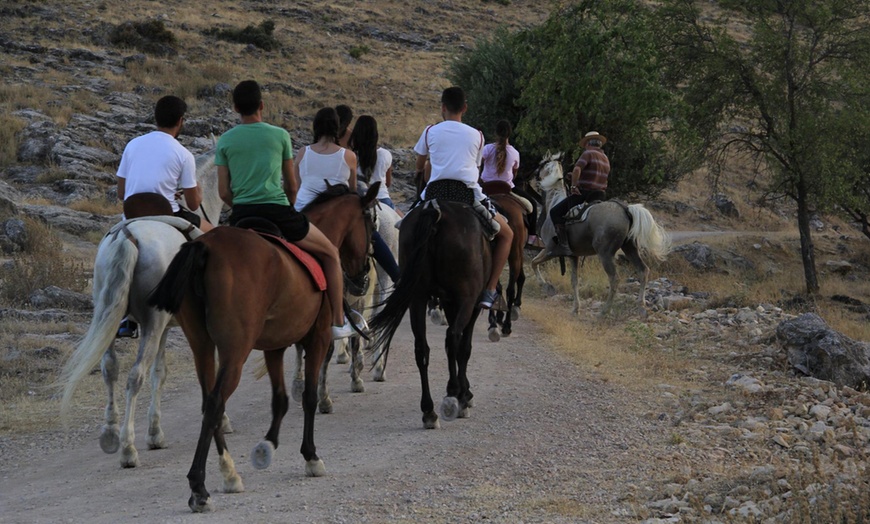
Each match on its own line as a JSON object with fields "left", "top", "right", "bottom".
{"left": 190, "top": 149, "right": 223, "bottom": 225}
{"left": 537, "top": 153, "right": 565, "bottom": 191}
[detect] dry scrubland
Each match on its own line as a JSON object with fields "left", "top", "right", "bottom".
{"left": 4, "top": 0, "right": 870, "bottom": 522}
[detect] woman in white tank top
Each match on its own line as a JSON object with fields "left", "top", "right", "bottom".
{"left": 294, "top": 107, "right": 357, "bottom": 211}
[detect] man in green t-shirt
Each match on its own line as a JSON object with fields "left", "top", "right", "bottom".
{"left": 216, "top": 80, "right": 355, "bottom": 339}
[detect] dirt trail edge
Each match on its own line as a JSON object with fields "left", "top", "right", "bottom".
{"left": 1, "top": 315, "right": 668, "bottom": 524}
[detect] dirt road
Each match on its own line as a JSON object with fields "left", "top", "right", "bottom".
{"left": 0, "top": 314, "right": 668, "bottom": 523}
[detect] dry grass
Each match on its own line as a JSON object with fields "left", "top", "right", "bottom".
{"left": 68, "top": 197, "right": 123, "bottom": 215}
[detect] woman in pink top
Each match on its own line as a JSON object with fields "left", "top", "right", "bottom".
{"left": 479, "top": 120, "right": 539, "bottom": 245}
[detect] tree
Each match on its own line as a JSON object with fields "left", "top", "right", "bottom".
{"left": 658, "top": 0, "right": 870, "bottom": 294}
{"left": 450, "top": 0, "right": 701, "bottom": 199}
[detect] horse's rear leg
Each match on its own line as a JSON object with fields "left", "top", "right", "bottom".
{"left": 300, "top": 310, "right": 331, "bottom": 477}
{"left": 99, "top": 342, "right": 120, "bottom": 455}
{"left": 441, "top": 300, "right": 475, "bottom": 422}
{"left": 569, "top": 256, "right": 583, "bottom": 315}
{"left": 531, "top": 249, "right": 557, "bottom": 296}
{"left": 456, "top": 307, "right": 481, "bottom": 418}
{"left": 292, "top": 344, "right": 305, "bottom": 402}
{"left": 598, "top": 252, "right": 619, "bottom": 315}
{"left": 251, "top": 348, "right": 289, "bottom": 471}
{"left": 118, "top": 321, "right": 167, "bottom": 468}
{"left": 621, "top": 241, "right": 650, "bottom": 313}
{"left": 410, "top": 298, "right": 437, "bottom": 429}
{"left": 350, "top": 335, "right": 365, "bottom": 393}
{"left": 317, "top": 341, "right": 335, "bottom": 414}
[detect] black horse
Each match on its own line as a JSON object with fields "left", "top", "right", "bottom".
{"left": 369, "top": 198, "right": 490, "bottom": 429}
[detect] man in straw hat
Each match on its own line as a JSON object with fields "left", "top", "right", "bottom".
{"left": 546, "top": 131, "right": 610, "bottom": 257}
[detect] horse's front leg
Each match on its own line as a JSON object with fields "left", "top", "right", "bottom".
{"left": 350, "top": 335, "right": 365, "bottom": 393}
{"left": 531, "top": 249, "right": 557, "bottom": 296}
{"left": 300, "top": 315, "right": 331, "bottom": 477}
{"left": 118, "top": 328, "right": 163, "bottom": 468}
{"left": 317, "top": 341, "right": 335, "bottom": 414}
{"left": 291, "top": 344, "right": 305, "bottom": 403}
{"left": 456, "top": 307, "right": 481, "bottom": 418}
{"left": 570, "top": 256, "right": 582, "bottom": 315}
{"left": 440, "top": 300, "right": 475, "bottom": 422}
{"left": 99, "top": 342, "right": 121, "bottom": 455}
{"left": 513, "top": 268, "right": 526, "bottom": 321}
{"left": 410, "top": 297, "right": 437, "bottom": 429}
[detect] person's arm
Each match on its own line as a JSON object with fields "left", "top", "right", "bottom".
{"left": 218, "top": 165, "right": 233, "bottom": 206}
{"left": 415, "top": 154, "right": 429, "bottom": 184}
{"left": 571, "top": 152, "right": 588, "bottom": 194}
{"left": 385, "top": 165, "right": 393, "bottom": 188}
{"left": 294, "top": 147, "right": 306, "bottom": 191}
{"left": 283, "top": 158, "right": 298, "bottom": 205}
{"left": 345, "top": 149, "right": 357, "bottom": 191}
{"left": 183, "top": 185, "right": 202, "bottom": 211}
{"left": 116, "top": 177, "right": 126, "bottom": 202}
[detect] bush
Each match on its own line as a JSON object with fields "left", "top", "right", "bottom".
{"left": 0, "top": 217, "right": 88, "bottom": 306}
{"left": 349, "top": 44, "right": 370, "bottom": 60}
{"left": 204, "top": 20, "right": 280, "bottom": 51}
{"left": 109, "top": 20, "right": 177, "bottom": 56}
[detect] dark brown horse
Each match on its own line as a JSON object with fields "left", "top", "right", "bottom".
{"left": 148, "top": 185, "right": 378, "bottom": 512}
{"left": 482, "top": 182, "right": 529, "bottom": 342}
{"left": 369, "top": 197, "right": 490, "bottom": 429}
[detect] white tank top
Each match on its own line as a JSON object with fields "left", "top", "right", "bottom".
{"left": 295, "top": 146, "right": 351, "bottom": 211}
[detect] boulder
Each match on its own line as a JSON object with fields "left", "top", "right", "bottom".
{"left": 776, "top": 313, "right": 870, "bottom": 389}
{"left": 0, "top": 218, "right": 28, "bottom": 254}
{"left": 27, "top": 286, "right": 92, "bottom": 311}
{"left": 712, "top": 193, "right": 739, "bottom": 218}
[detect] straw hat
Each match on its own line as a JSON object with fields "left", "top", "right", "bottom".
{"left": 580, "top": 131, "right": 607, "bottom": 148}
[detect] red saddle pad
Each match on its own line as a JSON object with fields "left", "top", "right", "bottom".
{"left": 258, "top": 233, "right": 327, "bottom": 291}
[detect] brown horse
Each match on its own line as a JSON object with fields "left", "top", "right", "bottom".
{"left": 369, "top": 194, "right": 490, "bottom": 429}
{"left": 147, "top": 184, "right": 379, "bottom": 513}
{"left": 483, "top": 183, "right": 529, "bottom": 342}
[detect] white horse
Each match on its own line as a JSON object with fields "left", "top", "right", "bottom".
{"left": 531, "top": 153, "right": 671, "bottom": 314}
{"left": 59, "top": 150, "right": 225, "bottom": 468}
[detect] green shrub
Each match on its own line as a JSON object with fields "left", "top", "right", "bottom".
{"left": 109, "top": 20, "right": 177, "bottom": 56}
{"left": 204, "top": 20, "right": 280, "bottom": 51}
{"left": 349, "top": 45, "right": 370, "bottom": 59}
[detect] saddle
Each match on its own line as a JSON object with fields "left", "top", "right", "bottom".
{"left": 234, "top": 217, "right": 327, "bottom": 292}
{"left": 123, "top": 192, "right": 173, "bottom": 219}
{"left": 564, "top": 199, "right": 629, "bottom": 225}
{"left": 482, "top": 181, "right": 533, "bottom": 215}
{"left": 424, "top": 180, "right": 500, "bottom": 239}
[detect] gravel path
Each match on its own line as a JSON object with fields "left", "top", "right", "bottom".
{"left": 0, "top": 315, "right": 670, "bottom": 523}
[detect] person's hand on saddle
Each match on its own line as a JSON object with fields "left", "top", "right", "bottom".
{"left": 570, "top": 185, "right": 580, "bottom": 196}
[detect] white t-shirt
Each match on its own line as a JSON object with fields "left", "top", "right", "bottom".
{"left": 413, "top": 120, "right": 485, "bottom": 201}
{"left": 117, "top": 131, "right": 197, "bottom": 213}
{"left": 295, "top": 146, "right": 352, "bottom": 211}
{"left": 357, "top": 147, "right": 392, "bottom": 201}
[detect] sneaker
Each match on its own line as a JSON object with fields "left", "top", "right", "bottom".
{"left": 331, "top": 319, "right": 356, "bottom": 339}
{"left": 478, "top": 289, "right": 499, "bottom": 309}
{"left": 117, "top": 319, "right": 139, "bottom": 339}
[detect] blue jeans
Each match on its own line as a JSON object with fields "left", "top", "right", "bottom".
{"left": 372, "top": 231, "right": 399, "bottom": 282}
{"left": 378, "top": 197, "right": 396, "bottom": 209}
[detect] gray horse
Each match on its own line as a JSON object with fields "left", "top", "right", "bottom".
{"left": 531, "top": 153, "right": 671, "bottom": 314}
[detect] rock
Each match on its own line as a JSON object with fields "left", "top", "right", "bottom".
{"left": 0, "top": 180, "right": 21, "bottom": 216}
{"left": 777, "top": 313, "right": 870, "bottom": 389}
{"left": 16, "top": 118, "right": 59, "bottom": 164}
{"left": 712, "top": 193, "right": 739, "bottom": 218}
{"left": 0, "top": 218, "right": 28, "bottom": 254}
{"left": 825, "top": 260, "right": 853, "bottom": 275}
{"left": 19, "top": 203, "right": 117, "bottom": 235}
{"left": 27, "top": 286, "right": 92, "bottom": 311}
{"left": 726, "top": 373, "right": 765, "bottom": 394}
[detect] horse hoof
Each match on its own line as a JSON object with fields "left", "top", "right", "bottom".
{"left": 510, "top": 306, "right": 520, "bottom": 321}
{"left": 291, "top": 379, "right": 305, "bottom": 403}
{"left": 335, "top": 351, "right": 349, "bottom": 365}
{"left": 147, "top": 430, "right": 166, "bottom": 450}
{"left": 488, "top": 328, "right": 500, "bottom": 342}
{"left": 223, "top": 475, "right": 244, "bottom": 494}
{"left": 99, "top": 426, "right": 120, "bottom": 454}
{"left": 429, "top": 309, "right": 442, "bottom": 325}
{"left": 351, "top": 378, "right": 365, "bottom": 393}
{"left": 220, "top": 414, "right": 234, "bottom": 434}
{"left": 423, "top": 412, "right": 440, "bottom": 429}
{"left": 305, "top": 458, "right": 326, "bottom": 477}
{"left": 458, "top": 407, "right": 470, "bottom": 419}
{"left": 120, "top": 447, "right": 139, "bottom": 468}
{"left": 501, "top": 328, "right": 512, "bottom": 338}
{"left": 318, "top": 399, "right": 333, "bottom": 414}
{"left": 440, "top": 397, "right": 460, "bottom": 422}
{"left": 251, "top": 440, "right": 274, "bottom": 470}
{"left": 373, "top": 369, "right": 386, "bottom": 382}
{"left": 189, "top": 493, "right": 213, "bottom": 513}
{"left": 467, "top": 398, "right": 474, "bottom": 408}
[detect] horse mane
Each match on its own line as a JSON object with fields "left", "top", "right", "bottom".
{"left": 301, "top": 183, "right": 353, "bottom": 212}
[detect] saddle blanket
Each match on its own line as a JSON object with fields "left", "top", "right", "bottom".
{"left": 258, "top": 233, "right": 327, "bottom": 291}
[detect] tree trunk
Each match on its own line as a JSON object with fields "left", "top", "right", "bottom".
{"left": 796, "top": 178, "right": 820, "bottom": 295}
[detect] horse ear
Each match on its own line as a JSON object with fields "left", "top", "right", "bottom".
{"left": 363, "top": 181, "right": 381, "bottom": 207}
{"left": 210, "top": 133, "right": 217, "bottom": 148}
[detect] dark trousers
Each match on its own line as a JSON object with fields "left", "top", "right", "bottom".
{"left": 549, "top": 190, "right": 606, "bottom": 226}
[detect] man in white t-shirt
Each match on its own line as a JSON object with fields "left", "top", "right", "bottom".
{"left": 413, "top": 86, "right": 514, "bottom": 310}
{"left": 116, "top": 95, "right": 213, "bottom": 231}
{"left": 114, "top": 95, "right": 213, "bottom": 337}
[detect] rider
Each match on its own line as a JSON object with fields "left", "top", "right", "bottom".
{"left": 115, "top": 95, "right": 215, "bottom": 338}
{"left": 215, "top": 80, "right": 355, "bottom": 339}
{"left": 335, "top": 104, "right": 353, "bottom": 148}
{"left": 479, "top": 119, "right": 540, "bottom": 247}
{"left": 547, "top": 131, "right": 610, "bottom": 257}
{"left": 413, "top": 86, "right": 513, "bottom": 309}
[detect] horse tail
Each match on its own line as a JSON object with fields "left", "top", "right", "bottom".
{"left": 626, "top": 204, "right": 671, "bottom": 262}
{"left": 59, "top": 234, "right": 138, "bottom": 413}
{"left": 147, "top": 241, "right": 208, "bottom": 314}
{"left": 368, "top": 205, "right": 440, "bottom": 367}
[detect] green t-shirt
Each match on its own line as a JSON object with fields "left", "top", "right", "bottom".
{"left": 215, "top": 122, "right": 294, "bottom": 206}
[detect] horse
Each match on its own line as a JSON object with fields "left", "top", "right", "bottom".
{"left": 147, "top": 184, "right": 378, "bottom": 512}
{"left": 369, "top": 193, "right": 490, "bottom": 429}
{"left": 530, "top": 153, "right": 671, "bottom": 315}
{"left": 59, "top": 150, "right": 224, "bottom": 468}
{"left": 482, "top": 181, "right": 529, "bottom": 342}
